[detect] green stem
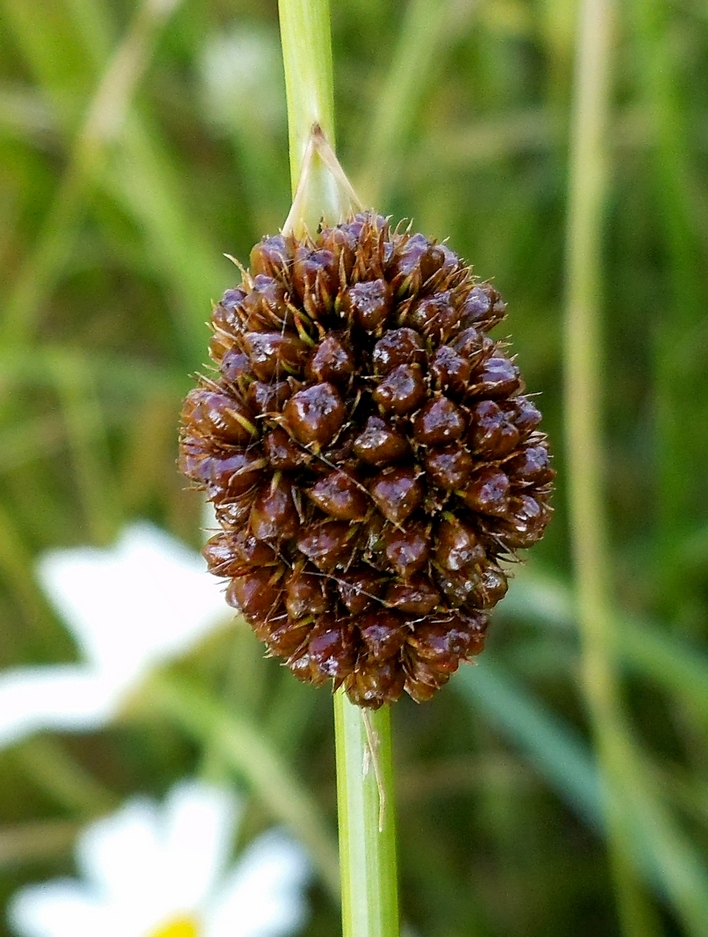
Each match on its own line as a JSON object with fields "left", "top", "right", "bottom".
{"left": 334, "top": 692, "right": 399, "bottom": 937}
{"left": 564, "top": 2, "right": 660, "bottom": 935}
{"left": 277, "top": 3, "right": 400, "bottom": 933}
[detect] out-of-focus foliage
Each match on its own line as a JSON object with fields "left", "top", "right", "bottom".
{"left": 0, "top": 1, "right": 707, "bottom": 936}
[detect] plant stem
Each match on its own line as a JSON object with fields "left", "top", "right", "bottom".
{"left": 334, "top": 693, "right": 399, "bottom": 937}
{"left": 564, "top": 1, "right": 660, "bottom": 934}
{"left": 277, "top": 2, "right": 400, "bottom": 933}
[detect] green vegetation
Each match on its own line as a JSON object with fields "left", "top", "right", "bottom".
{"left": 1, "top": 1, "right": 707, "bottom": 935}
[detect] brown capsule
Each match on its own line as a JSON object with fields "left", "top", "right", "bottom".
{"left": 434, "top": 517, "right": 485, "bottom": 571}
{"left": 383, "top": 523, "right": 429, "bottom": 578}
{"left": 226, "top": 567, "right": 284, "bottom": 621}
{"left": 373, "top": 328, "right": 425, "bottom": 375}
{"left": 468, "top": 400, "right": 520, "bottom": 459}
{"left": 184, "top": 389, "right": 257, "bottom": 445}
{"left": 205, "top": 450, "right": 265, "bottom": 498}
{"left": 241, "top": 276, "right": 289, "bottom": 329}
{"left": 203, "top": 530, "right": 277, "bottom": 577}
{"left": 359, "top": 610, "right": 407, "bottom": 660}
{"left": 353, "top": 415, "right": 409, "bottom": 466}
{"left": 212, "top": 288, "right": 247, "bottom": 338}
{"left": 308, "top": 470, "right": 369, "bottom": 520}
{"left": 429, "top": 346, "right": 473, "bottom": 396}
{"left": 462, "top": 467, "right": 510, "bottom": 517}
{"left": 243, "top": 332, "right": 307, "bottom": 381}
{"left": 249, "top": 234, "right": 293, "bottom": 281}
{"left": 507, "top": 397, "right": 542, "bottom": 436}
{"left": 337, "top": 567, "right": 384, "bottom": 615}
{"left": 372, "top": 364, "right": 426, "bottom": 416}
{"left": 247, "top": 380, "right": 292, "bottom": 416}
{"left": 283, "top": 382, "right": 345, "bottom": 447}
{"left": 250, "top": 477, "right": 299, "bottom": 541}
{"left": 424, "top": 446, "right": 474, "bottom": 491}
{"left": 451, "top": 328, "right": 487, "bottom": 367}
{"left": 459, "top": 284, "right": 506, "bottom": 332}
{"left": 308, "top": 616, "right": 356, "bottom": 681}
{"left": 348, "top": 658, "right": 405, "bottom": 708}
{"left": 434, "top": 565, "right": 482, "bottom": 608}
{"left": 296, "top": 521, "right": 353, "bottom": 570}
{"left": 408, "top": 623, "right": 462, "bottom": 673}
{"left": 342, "top": 279, "right": 392, "bottom": 331}
{"left": 264, "top": 619, "right": 311, "bottom": 657}
{"left": 476, "top": 563, "right": 508, "bottom": 609}
{"left": 262, "top": 427, "right": 307, "bottom": 471}
{"left": 413, "top": 397, "right": 466, "bottom": 446}
{"left": 500, "top": 494, "right": 551, "bottom": 548}
{"left": 472, "top": 356, "right": 521, "bottom": 398}
{"left": 292, "top": 247, "right": 338, "bottom": 313}
{"left": 505, "top": 445, "right": 555, "bottom": 486}
{"left": 219, "top": 349, "right": 251, "bottom": 386}
{"left": 407, "top": 292, "right": 458, "bottom": 342}
{"left": 306, "top": 334, "right": 355, "bottom": 384}
{"left": 384, "top": 575, "right": 440, "bottom": 615}
{"left": 285, "top": 567, "right": 329, "bottom": 619}
{"left": 370, "top": 467, "right": 424, "bottom": 525}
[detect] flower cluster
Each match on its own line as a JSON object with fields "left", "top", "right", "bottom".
{"left": 180, "top": 212, "right": 554, "bottom": 707}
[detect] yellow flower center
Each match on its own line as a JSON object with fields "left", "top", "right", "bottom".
{"left": 149, "top": 917, "right": 199, "bottom": 937}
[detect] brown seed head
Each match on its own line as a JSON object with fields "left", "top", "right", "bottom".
{"left": 179, "top": 212, "right": 554, "bottom": 707}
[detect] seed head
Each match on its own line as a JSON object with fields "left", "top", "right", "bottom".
{"left": 180, "top": 212, "right": 554, "bottom": 707}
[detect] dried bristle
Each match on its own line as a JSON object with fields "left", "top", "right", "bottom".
{"left": 179, "top": 212, "right": 554, "bottom": 707}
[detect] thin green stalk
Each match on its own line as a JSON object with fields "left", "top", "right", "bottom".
{"left": 277, "top": 2, "right": 400, "bottom": 933}
{"left": 334, "top": 693, "right": 399, "bottom": 937}
{"left": 564, "top": 1, "right": 660, "bottom": 935}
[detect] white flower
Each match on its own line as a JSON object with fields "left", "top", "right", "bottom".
{"left": 8, "top": 780, "right": 310, "bottom": 937}
{"left": 0, "top": 523, "right": 228, "bottom": 749}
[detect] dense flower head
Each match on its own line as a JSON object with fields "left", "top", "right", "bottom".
{"left": 180, "top": 212, "right": 554, "bottom": 707}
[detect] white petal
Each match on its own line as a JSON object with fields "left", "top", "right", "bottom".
{"left": 8, "top": 880, "right": 127, "bottom": 937}
{"left": 37, "top": 522, "right": 229, "bottom": 692}
{"left": 76, "top": 797, "right": 172, "bottom": 924}
{"left": 205, "top": 831, "right": 310, "bottom": 937}
{"left": 159, "top": 781, "right": 241, "bottom": 910}
{"left": 0, "top": 666, "right": 122, "bottom": 750}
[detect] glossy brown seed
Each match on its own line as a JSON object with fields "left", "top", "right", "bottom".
{"left": 348, "top": 658, "right": 405, "bottom": 707}
{"left": 342, "top": 279, "right": 392, "bottom": 331}
{"left": 337, "top": 567, "right": 384, "bottom": 615}
{"left": 306, "top": 335, "right": 355, "bottom": 384}
{"left": 413, "top": 397, "right": 466, "bottom": 445}
{"left": 262, "top": 427, "right": 307, "bottom": 471}
{"left": 459, "top": 284, "right": 506, "bottom": 331}
{"left": 184, "top": 389, "right": 257, "bottom": 445}
{"left": 434, "top": 517, "right": 485, "bottom": 571}
{"left": 407, "top": 292, "right": 458, "bottom": 341}
{"left": 308, "top": 470, "right": 369, "bottom": 520}
{"left": 434, "top": 566, "right": 482, "bottom": 608}
{"left": 250, "top": 234, "right": 293, "bottom": 280}
{"left": 372, "top": 364, "right": 426, "bottom": 416}
{"left": 296, "top": 521, "right": 353, "bottom": 570}
{"left": 468, "top": 399, "right": 520, "bottom": 458}
{"left": 385, "top": 575, "right": 440, "bottom": 615}
{"left": 508, "top": 396, "right": 542, "bottom": 435}
{"left": 477, "top": 563, "right": 509, "bottom": 608}
{"left": 285, "top": 567, "right": 329, "bottom": 619}
{"left": 283, "top": 382, "right": 345, "bottom": 447}
{"left": 243, "top": 332, "right": 307, "bottom": 381}
{"left": 353, "top": 415, "right": 409, "bottom": 466}
{"left": 429, "top": 345, "right": 473, "bottom": 396}
{"left": 292, "top": 247, "right": 338, "bottom": 314}
{"left": 370, "top": 467, "right": 424, "bottom": 524}
{"left": 504, "top": 445, "right": 555, "bottom": 485}
{"left": 219, "top": 348, "right": 251, "bottom": 385}
{"left": 424, "top": 446, "right": 473, "bottom": 490}
{"left": 250, "top": 477, "right": 299, "bottom": 541}
{"left": 308, "top": 616, "right": 356, "bottom": 680}
{"left": 204, "top": 450, "right": 265, "bottom": 497}
{"left": 359, "top": 611, "right": 407, "bottom": 660}
{"left": 462, "top": 467, "right": 510, "bottom": 517}
{"left": 383, "top": 523, "right": 429, "bottom": 578}
{"left": 264, "top": 619, "right": 311, "bottom": 657}
{"left": 372, "top": 328, "right": 425, "bottom": 375}
{"left": 247, "top": 380, "right": 292, "bottom": 416}
{"left": 473, "top": 356, "right": 521, "bottom": 398}
{"left": 226, "top": 567, "right": 283, "bottom": 620}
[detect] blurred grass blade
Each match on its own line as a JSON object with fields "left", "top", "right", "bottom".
{"left": 149, "top": 672, "right": 341, "bottom": 901}
{"left": 455, "top": 660, "right": 601, "bottom": 826}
